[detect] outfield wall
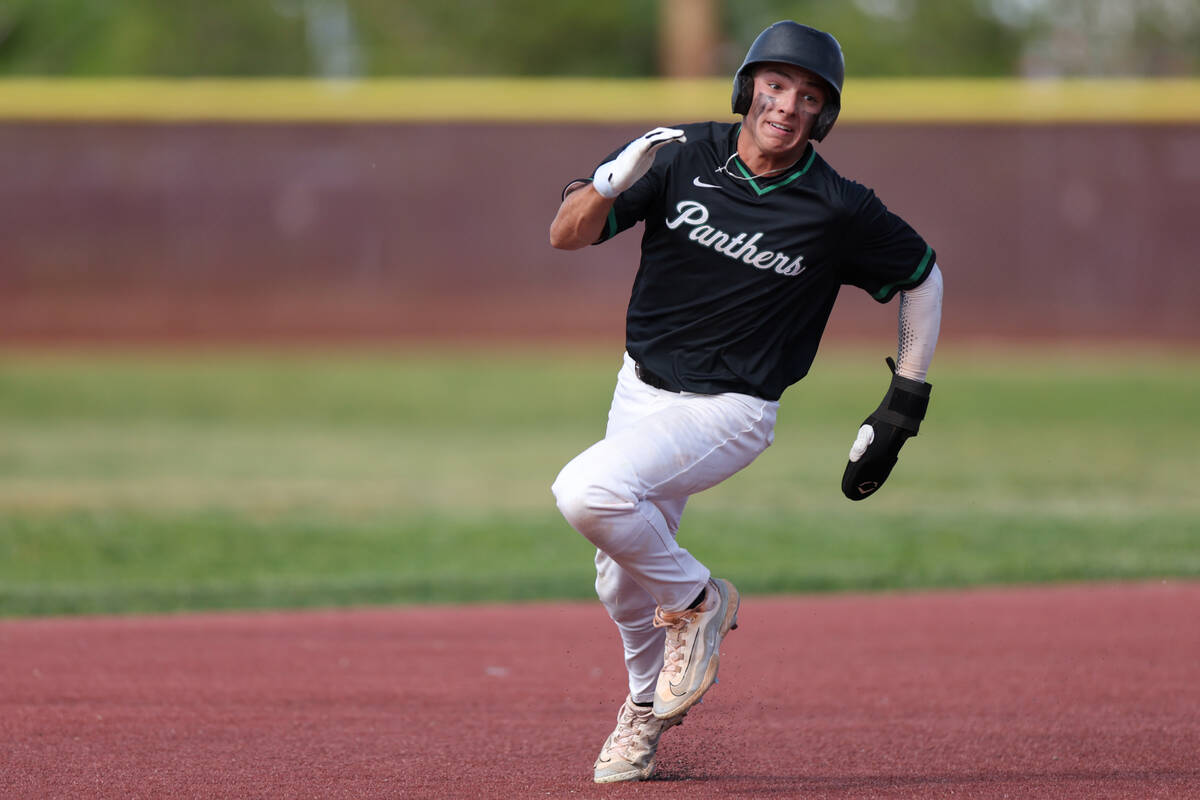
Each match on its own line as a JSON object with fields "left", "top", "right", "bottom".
{"left": 2, "top": 80, "right": 1198, "bottom": 344}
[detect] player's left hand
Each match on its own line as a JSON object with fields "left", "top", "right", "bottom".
{"left": 842, "top": 358, "right": 932, "bottom": 500}
{"left": 592, "top": 127, "right": 687, "bottom": 199}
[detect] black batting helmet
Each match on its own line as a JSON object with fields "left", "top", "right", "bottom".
{"left": 731, "top": 21, "right": 845, "bottom": 142}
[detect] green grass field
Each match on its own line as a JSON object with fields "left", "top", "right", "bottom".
{"left": 1, "top": 345, "right": 1197, "bottom": 617}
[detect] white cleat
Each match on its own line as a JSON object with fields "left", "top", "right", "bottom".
{"left": 651, "top": 577, "right": 740, "bottom": 720}
{"left": 593, "top": 695, "right": 684, "bottom": 783}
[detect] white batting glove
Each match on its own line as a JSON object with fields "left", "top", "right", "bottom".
{"left": 592, "top": 127, "right": 686, "bottom": 199}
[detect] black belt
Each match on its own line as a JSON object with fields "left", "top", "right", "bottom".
{"left": 634, "top": 361, "right": 679, "bottom": 392}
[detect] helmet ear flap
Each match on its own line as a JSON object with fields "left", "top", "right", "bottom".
{"left": 731, "top": 72, "right": 754, "bottom": 115}
{"left": 810, "top": 104, "right": 840, "bottom": 142}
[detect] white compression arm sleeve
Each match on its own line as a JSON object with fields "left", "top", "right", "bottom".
{"left": 895, "top": 263, "right": 943, "bottom": 382}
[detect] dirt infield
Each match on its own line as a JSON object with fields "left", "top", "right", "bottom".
{"left": 2, "top": 582, "right": 1197, "bottom": 799}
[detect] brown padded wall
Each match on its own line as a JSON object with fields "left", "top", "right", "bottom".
{"left": 1, "top": 122, "right": 1197, "bottom": 343}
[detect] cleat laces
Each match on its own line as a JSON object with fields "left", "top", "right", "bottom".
{"left": 608, "top": 703, "right": 678, "bottom": 763}
{"left": 653, "top": 606, "right": 697, "bottom": 681}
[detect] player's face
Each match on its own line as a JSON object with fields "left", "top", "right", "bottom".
{"left": 743, "top": 64, "right": 827, "bottom": 165}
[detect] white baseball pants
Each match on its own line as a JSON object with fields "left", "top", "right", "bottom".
{"left": 552, "top": 352, "right": 778, "bottom": 703}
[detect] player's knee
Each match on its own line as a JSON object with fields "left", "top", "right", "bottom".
{"left": 551, "top": 470, "right": 607, "bottom": 531}
{"left": 552, "top": 466, "right": 634, "bottom": 549}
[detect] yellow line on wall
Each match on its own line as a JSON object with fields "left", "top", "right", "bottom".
{"left": 1, "top": 77, "right": 1199, "bottom": 123}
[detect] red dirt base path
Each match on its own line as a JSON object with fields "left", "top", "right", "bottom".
{"left": 2, "top": 582, "right": 1198, "bottom": 799}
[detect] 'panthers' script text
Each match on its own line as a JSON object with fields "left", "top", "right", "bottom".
{"left": 664, "top": 200, "right": 806, "bottom": 277}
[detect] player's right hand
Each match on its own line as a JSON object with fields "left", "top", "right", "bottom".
{"left": 592, "top": 127, "right": 686, "bottom": 199}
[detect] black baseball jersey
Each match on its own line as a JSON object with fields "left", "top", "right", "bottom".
{"left": 575, "top": 121, "right": 935, "bottom": 402}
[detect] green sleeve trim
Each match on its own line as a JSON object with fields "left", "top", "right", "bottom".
{"left": 604, "top": 207, "right": 618, "bottom": 240}
{"left": 872, "top": 245, "right": 934, "bottom": 301}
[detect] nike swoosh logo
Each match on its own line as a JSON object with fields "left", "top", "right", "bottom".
{"left": 669, "top": 637, "right": 701, "bottom": 695}
{"left": 692, "top": 176, "right": 721, "bottom": 189}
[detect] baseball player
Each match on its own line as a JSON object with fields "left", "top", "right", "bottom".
{"left": 549, "top": 21, "right": 943, "bottom": 783}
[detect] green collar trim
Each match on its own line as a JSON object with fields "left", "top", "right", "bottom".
{"left": 731, "top": 143, "right": 817, "bottom": 197}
